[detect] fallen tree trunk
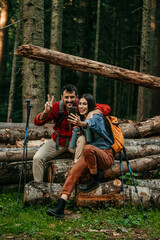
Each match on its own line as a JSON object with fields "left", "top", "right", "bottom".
{"left": 0, "top": 147, "right": 73, "bottom": 162}
{"left": 77, "top": 180, "right": 122, "bottom": 208}
{"left": 24, "top": 180, "right": 160, "bottom": 208}
{"left": 0, "top": 116, "right": 159, "bottom": 143}
{"left": 121, "top": 115, "right": 160, "bottom": 138}
{"left": 103, "top": 154, "right": 160, "bottom": 180}
{"left": 136, "top": 179, "right": 160, "bottom": 190}
{"left": 0, "top": 125, "right": 53, "bottom": 143}
{"left": 1, "top": 143, "right": 160, "bottom": 162}
{"left": 123, "top": 184, "right": 160, "bottom": 208}
{"left": 15, "top": 44, "right": 160, "bottom": 90}
{"left": 1, "top": 154, "right": 159, "bottom": 185}
{"left": 0, "top": 161, "right": 33, "bottom": 184}
{"left": 14, "top": 137, "right": 160, "bottom": 149}
{"left": 24, "top": 182, "right": 75, "bottom": 206}
{"left": 115, "top": 144, "right": 160, "bottom": 159}
{"left": 15, "top": 139, "right": 50, "bottom": 148}
{"left": 0, "top": 122, "right": 35, "bottom": 129}
{"left": 0, "top": 156, "right": 74, "bottom": 184}
{"left": 124, "top": 137, "right": 160, "bottom": 146}
{"left": 77, "top": 184, "right": 160, "bottom": 208}
{"left": 0, "top": 147, "right": 38, "bottom": 162}
{"left": 24, "top": 180, "right": 121, "bottom": 206}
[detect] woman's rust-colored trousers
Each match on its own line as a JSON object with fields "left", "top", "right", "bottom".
{"left": 61, "top": 145, "right": 114, "bottom": 197}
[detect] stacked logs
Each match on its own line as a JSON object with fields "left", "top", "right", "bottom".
{"left": 0, "top": 116, "right": 160, "bottom": 208}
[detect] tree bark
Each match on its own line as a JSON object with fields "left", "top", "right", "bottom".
{"left": 124, "top": 184, "right": 160, "bottom": 208}
{"left": 0, "top": 124, "right": 53, "bottom": 143}
{"left": 15, "top": 139, "right": 49, "bottom": 148}
{"left": 0, "top": 147, "right": 38, "bottom": 162}
{"left": 0, "top": 122, "right": 35, "bottom": 129}
{"left": 22, "top": 0, "right": 45, "bottom": 122}
{"left": 15, "top": 137, "right": 160, "bottom": 148}
{"left": 0, "top": 161, "right": 33, "bottom": 184}
{"left": 1, "top": 152, "right": 159, "bottom": 184}
{"left": 124, "top": 137, "right": 160, "bottom": 146}
{"left": 137, "top": 0, "right": 154, "bottom": 121}
{"left": 136, "top": 179, "right": 160, "bottom": 190}
{"left": 121, "top": 115, "right": 160, "bottom": 138}
{"left": 150, "top": 0, "right": 160, "bottom": 117}
{"left": 103, "top": 154, "right": 160, "bottom": 180}
{"left": 49, "top": 0, "right": 63, "bottom": 101}
{"left": 0, "top": 116, "right": 160, "bottom": 144}
{"left": 24, "top": 180, "right": 121, "bottom": 206}
{"left": 15, "top": 44, "right": 160, "bottom": 90}
{"left": 23, "top": 180, "right": 160, "bottom": 208}
{"left": 24, "top": 182, "right": 75, "bottom": 205}
{"left": 93, "top": 0, "right": 101, "bottom": 101}
{"left": 115, "top": 144, "right": 160, "bottom": 160}
{"left": 1, "top": 143, "right": 160, "bottom": 162}
{"left": 0, "top": 147, "right": 73, "bottom": 161}
{"left": 77, "top": 179, "right": 122, "bottom": 208}
{"left": 0, "top": 155, "right": 74, "bottom": 184}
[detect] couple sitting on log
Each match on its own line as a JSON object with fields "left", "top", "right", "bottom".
{"left": 33, "top": 84, "right": 115, "bottom": 218}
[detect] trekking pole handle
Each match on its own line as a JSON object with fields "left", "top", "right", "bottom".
{"left": 24, "top": 101, "right": 33, "bottom": 141}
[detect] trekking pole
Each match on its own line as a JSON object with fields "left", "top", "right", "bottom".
{"left": 24, "top": 102, "right": 33, "bottom": 186}
{"left": 119, "top": 151, "right": 127, "bottom": 219}
{"left": 17, "top": 100, "right": 33, "bottom": 204}
{"left": 123, "top": 147, "right": 147, "bottom": 219}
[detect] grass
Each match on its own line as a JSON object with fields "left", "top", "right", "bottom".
{"left": 0, "top": 187, "right": 160, "bottom": 239}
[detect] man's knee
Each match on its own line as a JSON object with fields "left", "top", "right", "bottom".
{"left": 33, "top": 152, "right": 44, "bottom": 166}
{"left": 77, "top": 135, "right": 86, "bottom": 146}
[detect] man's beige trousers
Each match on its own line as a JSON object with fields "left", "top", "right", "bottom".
{"left": 33, "top": 135, "right": 86, "bottom": 182}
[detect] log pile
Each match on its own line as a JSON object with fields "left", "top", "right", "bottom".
{"left": 0, "top": 116, "right": 160, "bottom": 208}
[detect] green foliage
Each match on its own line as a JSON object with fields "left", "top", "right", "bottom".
{"left": 0, "top": 187, "right": 160, "bottom": 239}
{"left": 122, "top": 172, "right": 139, "bottom": 185}
{"left": 154, "top": 169, "right": 160, "bottom": 178}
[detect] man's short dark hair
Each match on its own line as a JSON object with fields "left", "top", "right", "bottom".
{"left": 61, "top": 84, "right": 78, "bottom": 96}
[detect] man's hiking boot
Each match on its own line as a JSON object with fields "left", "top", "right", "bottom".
{"left": 79, "top": 173, "right": 99, "bottom": 193}
{"left": 46, "top": 198, "right": 66, "bottom": 218}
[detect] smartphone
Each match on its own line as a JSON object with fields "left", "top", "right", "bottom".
{"left": 69, "top": 106, "right": 77, "bottom": 115}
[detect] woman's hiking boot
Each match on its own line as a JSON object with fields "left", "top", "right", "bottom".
{"left": 79, "top": 173, "right": 99, "bottom": 193}
{"left": 46, "top": 198, "right": 66, "bottom": 218}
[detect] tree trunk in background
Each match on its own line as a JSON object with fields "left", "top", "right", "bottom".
{"left": 0, "top": 0, "right": 8, "bottom": 85}
{"left": 93, "top": 0, "right": 101, "bottom": 101}
{"left": 137, "top": 0, "right": 155, "bottom": 121}
{"left": 7, "top": 0, "right": 22, "bottom": 122}
{"left": 49, "top": 0, "right": 63, "bottom": 101}
{"left": 113, "top": 18, "right": 119, "bottom": 116}
{"left": 22, "top": 0, "right": 45, "bottom": 122}
{"left": 76, "top": 0, "right": 88, "bottom": 96}
{"left": 150, "top": 0, "right": 160, "bottom": 117}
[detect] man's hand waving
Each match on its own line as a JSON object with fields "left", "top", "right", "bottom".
{"left": 39, "top": 95, "right": 54, "bottom": 120}
{"left": 44, "top": 95, "right": 54, "bottom": 114}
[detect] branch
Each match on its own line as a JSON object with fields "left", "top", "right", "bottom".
{"left": 0, "top": 19, "right": 22, "bottom": 30}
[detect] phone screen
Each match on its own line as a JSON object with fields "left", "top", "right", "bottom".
{"left": 69, "top": 106, "right": 77, "bottom": 115}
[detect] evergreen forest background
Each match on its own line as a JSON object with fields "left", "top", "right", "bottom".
{"left": 0, "top": 0, "right": 160, "bottom": 123}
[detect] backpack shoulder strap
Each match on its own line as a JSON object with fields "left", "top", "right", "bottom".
{"left": 59, "top": 100, "right": 63, "bottom": 113}
{"left": 55, "top": 100, "right": 66, "bottom": 127}
{"left": 103, "top": 116, "right": 114, "bottom": 142}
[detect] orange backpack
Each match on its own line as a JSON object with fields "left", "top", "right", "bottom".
{"left": 105, "top": 116, "right": 124, "bottom": 154}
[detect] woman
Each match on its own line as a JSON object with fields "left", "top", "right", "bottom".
{"left": 47, "top": 94, "right": 114, "bottom": 218}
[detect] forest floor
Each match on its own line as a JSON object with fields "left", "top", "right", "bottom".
{"left": 0, "top": 187, "right": 160, "bottom": 240}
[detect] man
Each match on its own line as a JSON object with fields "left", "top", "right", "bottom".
{"left": 33, "top": 84, "right": 111, "bottom": 182}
